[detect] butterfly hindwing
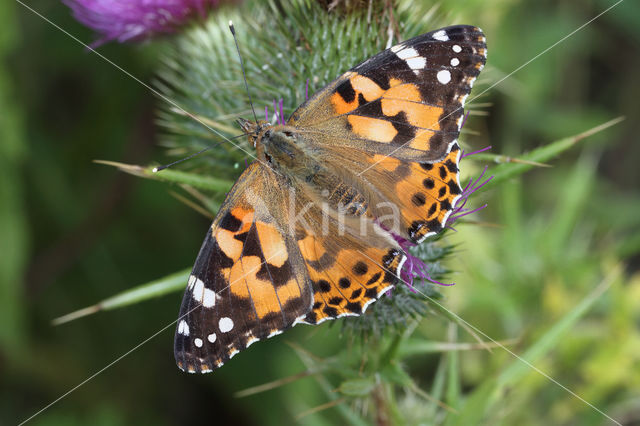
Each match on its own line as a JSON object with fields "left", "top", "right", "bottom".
{"left": 289, "top": 25, "right": 486, "bottom": 163}
{"left": 358, "top": 144, "right": 463, "bottom": 243}
{"left": 289, "top": 189, "right": 406, "bottom": 324}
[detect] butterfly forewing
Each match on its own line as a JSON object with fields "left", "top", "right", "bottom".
{"left": 174, "top": 163, "right": 313, "bottom": 373}
{"left": 289, "top": 25, "right": 486, "bottom": 163}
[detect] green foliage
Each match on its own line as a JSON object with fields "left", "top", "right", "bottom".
{"left": 0, "top": 0, "right": 27, "bottom": 354}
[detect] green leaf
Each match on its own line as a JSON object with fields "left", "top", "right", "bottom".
{"left": 94, "top": 160, "right": 234, "bottom": 193}
{"left": 399, "top": 338, "right": 518, "bottom": 357}
{"left": 495, "top": 265, "right": 620, "bottom": 388}
{"left": 338, "top": 377, "right": 376, "bottom": 397}
{"left": 543, "top": 151, "right": 598, "bottom": 257}
{"left": 380, "top": 363, "right": 413, "bottom": 388}
{"left": 479, "top": 117, "right": 624, "bottom": 191}
{"left": 150, "top": 168, "right": 234, "bottom": 192}
{"left": 292, "top": 343, "right": 368, "bottom": 426}
{"left": 446, "top": 325, "right": 461, "bottom": 410}
{"left": 52, "top": 268, "right": 190, "bottom": 325}
{"left": 426, "top": 356, "right": 449, "bottom": 421}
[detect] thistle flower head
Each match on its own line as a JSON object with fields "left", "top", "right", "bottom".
{"left": 64, "top": 0, "right": 223, "bottom": 47}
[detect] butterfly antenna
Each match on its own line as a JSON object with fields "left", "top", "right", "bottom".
{"left": 152, "top": 134, "right": 247, "bottom": 173}
{"left": 152, "top": 147, "right": 212, "bottom": 173}
{"left": 229, "top": 21, "right": 258, "bottom": 123}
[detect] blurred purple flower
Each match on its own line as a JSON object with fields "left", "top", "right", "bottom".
{"left": 64, "top": 0, "right": 222, "bottom": 47}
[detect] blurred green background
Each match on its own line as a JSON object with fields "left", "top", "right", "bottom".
{"left": 2, "top": 0, "right": 639, "bottom": 424}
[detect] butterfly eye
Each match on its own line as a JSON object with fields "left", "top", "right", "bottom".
{"left": 283, "top": 131, "right": 294, "bottom": 138}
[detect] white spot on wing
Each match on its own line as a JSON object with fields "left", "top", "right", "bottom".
{"left": 390, "top": 43, "right": 404, "bottom": 53}
{"left": 437, "top": 70, "right": 451, "bottom": 84}
{"left": 207, "top": 333, "right": 216, "bottom": 343}
{"left": 191, "top": 277, "right": 216, "bottom": 308}
{"left": 219, "top": 317, "right": 234, "bottom": 333}
{"left": 406, "top": 57, "right": 426, "bottom": 74}
{"left": 452, "top": 44, "right": 462, "bottom": 53}
{"left": 395, "top": 47, "right": 418, "bottom": 60}
{"left": 291, "top": 316, "right": 306, "bottom": 327}
{"left": 178, "top": 320, "right": 190, "bottom": 336}
{"left": 191, "top": 278, "right": 204, "bottom": 300}
{"left": 393, "top": 47, "right": 426, "bottom": 75}
{"left": 194, "top": 338, "right": 203, "bottom": 348}
{"left": 201, "top": 288, "right": 216, "bottom": 308}
{"left": 466, "top": 76, "right": 476, "bottom": 88}
{"left": 450, "top": 58, "right": 460, "bottom": 66}
{"left": 396, "top": 254, "right": 407, "bottom": 278}
{"left": 432, "top": 30, "right": 449, "bottom": 41}
{"left": 187, "top": 275, "right": 196, "bottom": 290}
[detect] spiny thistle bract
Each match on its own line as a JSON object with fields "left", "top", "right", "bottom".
{"left": 155, "top": 0, "right": 487, "bottom": 337}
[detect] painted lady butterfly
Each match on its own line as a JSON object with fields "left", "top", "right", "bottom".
{"left": 175, "top": 25, "right": 487, "bottom": 373}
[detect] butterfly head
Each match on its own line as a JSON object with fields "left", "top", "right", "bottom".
{"left": 237, "top": 117, "right": 272, "bottom": 148}
{"left": 259, "top": 125, "right": 313, "bottom": 175}
{"left": 237, "top": 117, "right": 306, "bottom": 173}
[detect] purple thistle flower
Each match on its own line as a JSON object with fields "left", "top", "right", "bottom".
{"left": 392, "top": 234, "right": 455, "bottom": 292}
{"left": 445, "top": 164, "right": 493, "bottom": 229}
{"left": 64, "top": 0, "right": 223, "bottom": 47}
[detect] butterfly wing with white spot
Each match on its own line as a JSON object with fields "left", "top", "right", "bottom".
{"left": 174, "top": 162, "right": 314, "bottom": 373}
{"left": 288, "top": 25, "right": 487, "bottom": 163}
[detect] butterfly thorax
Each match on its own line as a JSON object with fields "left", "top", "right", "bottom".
{"left": 256, "top": 124, "right": 369, "bottom": 217}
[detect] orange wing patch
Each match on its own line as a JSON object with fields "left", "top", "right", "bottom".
{"left": 255, "top": 222, "right": 288, "bottom": 267}
{"left": 331, "top": 73, "right": 445, "bottom": 150}
{"left": 382, "top": 79, "right": 442, "bottom": 130}
{"left": 221, "top": 219, "right": 304, "bottom": 322}
{"left": 331, "top": 72, "right": 386, "bottom": 115}
{"left": 215, "top": 207, "right": 254, "bottom": 261}
{"left": 347, "top": 115, "right": 398, "bottom": 143}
